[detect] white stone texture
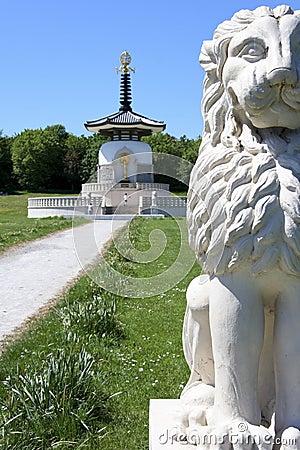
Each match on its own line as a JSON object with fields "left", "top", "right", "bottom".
{"left": 181, "top": 5, "right": 300, "bottom": 449}
{"left": 140, "top": 195, "right": 187, "bottom": 216}
{"left": 149, "top": 399, "right": 196, "bottom": 449}
{"left": 98, "top": 141, "right": 153, "bottom": 183}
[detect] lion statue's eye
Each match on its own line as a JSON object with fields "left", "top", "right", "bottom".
{"left": 237, "top": 42, "right": 266, "bottom": 62}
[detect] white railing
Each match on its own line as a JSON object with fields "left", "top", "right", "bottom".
{"left": 141, "top": 196, "right": 187, "bottom": 207}
{"left": 136, "top": 183, "right": 169, "bottom": 191}
{"left": 28, "top": 196, "right": 103, "bottom": 209}
{"left": 115, "top": 183, "right": 136, "bottom": 188}
{"left": 139, "top": 196, "right": 187, "bottom": 217}
{"left": 82, "top": 182, "right": 170, "bottom": 193}
{"left": 82, "top": 183, "right": 114, "bottom": 193}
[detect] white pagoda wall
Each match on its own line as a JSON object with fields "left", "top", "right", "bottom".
{"left": 98, "top": 140, "right": 153, "bottom": 183}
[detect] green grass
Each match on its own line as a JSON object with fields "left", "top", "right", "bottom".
{"left": 171, "top": 191, "right": 187, "bottom": 196}
{"left": 0, "top": 192, "right": 84, "bottom": 253}
{"left": 0, "top": 218, "right": 200, "bottom": 449}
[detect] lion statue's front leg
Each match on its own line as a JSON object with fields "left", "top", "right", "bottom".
{"left": 180, "top": 270, "right": 300, "bottom": 449}
{"left": 180, "top": 272, "right": 276, "bottom": 449}
{"left": 180, "top": 275, "right": 215, "bottom": 431}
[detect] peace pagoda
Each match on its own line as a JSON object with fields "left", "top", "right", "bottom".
{"left": 81, "top": 50, "right": 169, "bottom": 214}
{"left": 28, "top": 52, "right": 187, "bottom": 218}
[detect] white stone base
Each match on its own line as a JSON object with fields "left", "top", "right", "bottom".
{"left": 149, "top": 399, "right": 195, "bottom": 449}
{"left": 27, "top": 210, "right": 165, "bottom": 220}
{"left": 91, "top": 214, "right": 165, "bottom": 220}
{"left": 27, "top": 208, "right": 85, "bottom": 218}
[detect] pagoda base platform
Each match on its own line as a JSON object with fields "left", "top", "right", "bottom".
{"left": 27, "top": 182, "right": 187, "bottom": 218}
{"left": 85, "top": 214, "right": 165, "bottom": 220}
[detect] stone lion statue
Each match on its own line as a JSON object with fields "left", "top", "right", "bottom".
{"left": 181, "top": 5, "right": 300, "bottom": 448}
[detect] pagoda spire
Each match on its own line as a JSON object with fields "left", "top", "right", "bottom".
{"left": 85, "top": 51, "right": 166, "bottom": 137}
{"left": 116, "top": 51, "right": 135, "bottom": 112}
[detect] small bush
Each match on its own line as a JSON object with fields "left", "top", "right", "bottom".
{"left": 0, "top": 347, "right": 110, "bottom": 449}
{"left": 59, "top": 291, "right": 124, "bottom": 339}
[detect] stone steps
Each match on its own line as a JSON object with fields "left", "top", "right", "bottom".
{"left": 113, "top": 205, "right": 139, "bottom": 215}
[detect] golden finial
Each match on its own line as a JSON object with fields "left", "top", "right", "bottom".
{"left": 120, "top": 155, "right": 129, "bottom": 180}
{"left": 116, "top": 51, "right": 135, "bottom": 74}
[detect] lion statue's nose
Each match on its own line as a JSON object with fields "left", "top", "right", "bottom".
{"left": 267, "top": 67, "right": 298, "bottom": 86}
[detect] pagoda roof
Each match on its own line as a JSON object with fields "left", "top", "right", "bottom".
{"left": 84, "top": 109, "right": 166, "bottom": 136}
{"left": 84, "top": 51, "right": 166, "bottom": 137}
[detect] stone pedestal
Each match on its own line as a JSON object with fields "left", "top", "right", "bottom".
{"left": 149, "top": 399, "right": 195, "bottom": 449}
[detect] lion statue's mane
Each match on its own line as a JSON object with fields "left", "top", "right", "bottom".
{"left": 188, "top": 5, "right": 300, "bottom": 277}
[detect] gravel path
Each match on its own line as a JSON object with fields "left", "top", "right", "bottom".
{"left": 0, "top": 220, "right": 127, "bottom": 344}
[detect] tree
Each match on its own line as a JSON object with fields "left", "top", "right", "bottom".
{"left": 0, "top": 132, "right": 14, "bottom": 190}
{"left": 181, "top": 135, "right": 201, "bottom": 164}
{"left": 64, "top": 135, "right": 88, "bottom": 191}
{"left": 81, "top": 133, "right": 108, "bottom": 182}
{"left": 9, "top": 123, "right": 202, "bottom": 192}
{"left": 143, "top": 132, "right": 201, "bottom": 191}
{"left": 143, "top": 132, "right": 181, "bottom": 157}
{"left": 11, "top": 125, "right": 67, "bottom": 191}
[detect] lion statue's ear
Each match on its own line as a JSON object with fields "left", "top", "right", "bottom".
{"left": 200, "top": 37, "right": 230, "bottom": 86}
{"left": 200, "top": 40, "right": 217, "bottom": 74}
{"left": 199, "top": 40, "right": 228, "bottom": 147}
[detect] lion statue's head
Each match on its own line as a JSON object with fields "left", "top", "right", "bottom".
{"left": 188, "top": 5, "right": 300, "bottom": 276}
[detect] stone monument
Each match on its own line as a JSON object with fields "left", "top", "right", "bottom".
{"left": 28, "top": 52, "right": 175, "bottom": 218}
{"left": 82, "top": 51, "right": 170, "bottom": 213}
{"left": 182, "top": 4, "right": 300, "bottom": 449}
{"left": 150, "top": 5, "right": 300, "bottom": 449}
{"left": 84, "top": 52, "right": 166, "bottom": 193}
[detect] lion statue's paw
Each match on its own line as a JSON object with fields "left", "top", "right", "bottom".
{"left": 230, "top": 421, "right": 273, "bottom": 450}
{"left": 179, "top": 382, "right": 215, "bottom": 431}
{"left": 279, "top": 427, "right": 300, "bottom": 450}
{"left": 177, "top": 419, "right": 274, "bottom": 450}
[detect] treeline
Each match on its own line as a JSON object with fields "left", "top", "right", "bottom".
{"left": 0, "top": 125, "right": 201, "bottom": 192}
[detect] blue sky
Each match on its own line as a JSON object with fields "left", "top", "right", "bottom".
{"left": 1, "top": 0, "right": 300, "bottom": 139}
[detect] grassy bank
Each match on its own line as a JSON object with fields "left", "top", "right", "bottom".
{"left": 0, "top": 192, "right": 82, "bottom": 253}
{"left": 0, "top": 217, "right": 199, "bottom": 449}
